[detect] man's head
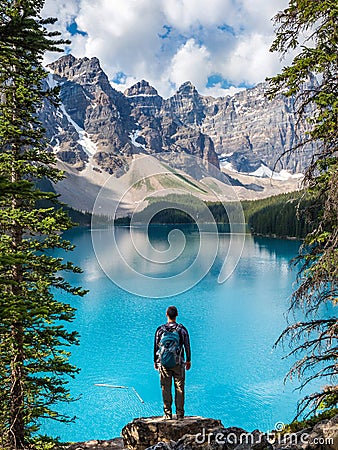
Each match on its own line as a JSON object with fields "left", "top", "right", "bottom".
{"left": 166, "top": 306, "right": 178, "bottom": 322}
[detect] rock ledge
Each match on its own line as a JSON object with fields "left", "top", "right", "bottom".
{"left": 62, "top": 413, "right": 338, "bottom": 450}
{"left": 122, "top": 416, "right": 221, "bottom": 450}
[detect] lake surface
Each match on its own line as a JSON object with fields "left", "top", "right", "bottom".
{"left": 42, "top": 226, "right": 316, "bottom": 442}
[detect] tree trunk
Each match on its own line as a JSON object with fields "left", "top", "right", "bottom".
{"left": 9, "top": 228, "right": 25, "bottom": 449}
{"left": 9, "top": 139, "right": 25, "bottom": 449}
{"left": 10, "top": 323, "right": 25, "bottom": 450}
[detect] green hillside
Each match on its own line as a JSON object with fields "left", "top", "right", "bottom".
{"left": 116, "top": 191, "right": 319, "bottom": 239}
{"left": 242, "top": 191, "right": 318, "bottom": 239}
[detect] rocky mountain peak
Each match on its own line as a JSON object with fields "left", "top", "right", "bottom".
{"left": 124, "top": 80, "right": 159, "bottom": 97}
{"left": 164, "top": 81, "right": 205, "bottom": 126}
{"left": 47, "top": 54, "right": 76, "bottom": 76}
{"left": 177, "top": 81, "right": 198, "bottom": 96}
{"left": 47, "top": 55, "right": 104, "bottom": 85}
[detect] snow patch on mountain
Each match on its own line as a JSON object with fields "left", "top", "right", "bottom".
{"left": 220, "top": 161, "right": 303, "bottom": 181}
{"left": 126, "top": 94, "right": 159, "bottom": 98}
{"left": 129, "top": 130, "right": 146, "bottom": 149}
{"left": 220, "top": 161, "right": 237, "bottom": 172}
{"left": 59, "top": 104, "right": 97, "bottom": 156}
{"left": 249, "top": 164, "right": 303, "bottom": 180}
{"left": 46, "top": 73, "right": 58, "bottom": 90}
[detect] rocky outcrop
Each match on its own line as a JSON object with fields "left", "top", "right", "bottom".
{"left": 274, "top": 413, "right": 338, "bottom": 450}
{"left": 121, "top": 416, "right": 274, "bottom": 450}
{"left": 122, "top": 416, "right": 222, "bottom": 450}
{"left": 62, "top": 414, "right": 338, "bottom": 450}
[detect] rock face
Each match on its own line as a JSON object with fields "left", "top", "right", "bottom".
{"left": 121, "top": 416, "right": 223, "bottom": 450}
{"left": 121, "top": 416, "right": 273, "bottom": 450}
{"left": 62, "top": 414, "right": 338, "bottom": 450}
{"left": 200, "top": 80, "right": 316, "bottom": 174}
{"left": 273, "top": 414, "right": 338, "bottom": 450}
{"left": 41, "top": 54, "right": 315, "bottom": 180}
{"left": 41, "top": 55, "right": 220, "bottom": 178}
{"left": 42, "top": 55, "right": 134, "bottom": 176}
{"left": 121, "top": 415, "right": 338, "bottom": 450}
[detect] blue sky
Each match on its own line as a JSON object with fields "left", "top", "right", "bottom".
{"left": 43, "top": 0, "right": 289, "bottom": 98}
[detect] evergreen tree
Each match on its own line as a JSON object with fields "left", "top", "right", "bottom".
{"left": 0, "top": 1, "right": 86, "bottom": 448}
{"left": 268, "top": 0, "right": 338, "bottom": 415}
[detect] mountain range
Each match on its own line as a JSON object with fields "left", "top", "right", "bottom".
{"left": 40, "top": 54, "right": 314, "bottom": 214}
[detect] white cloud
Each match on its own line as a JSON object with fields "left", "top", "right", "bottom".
{"left": 42, "top": 0, "right": 79, "bottom": 27}
{"left": 239, "top": 0, "right": 287, "bottom": 32}
{"left": 68, "top": 0, "right": 165, "bottom": 78}
{"left": 161, "top": 0, "right": 238, "bottom": 31}
{"left": 168, "top": 39, "right": 212, "bottom": 90}
{"left": 221, "top": 33, "right": 283, "bottom": 85}
{"left": 43, "top": 0, "right": 289, "bottom": 98}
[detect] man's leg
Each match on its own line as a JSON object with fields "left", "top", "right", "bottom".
{"left": 159, "top": 366, "right": 173, "bottom": 418}
{"left": 173, "top": 364, "right": 185, "bottom": 418}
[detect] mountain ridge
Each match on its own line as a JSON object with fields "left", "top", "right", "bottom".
{"left": 43, "top": 54, "right": 316, "bottom": 174}
{"left": 39, "top": 54, "right": 313, "bottom": 212}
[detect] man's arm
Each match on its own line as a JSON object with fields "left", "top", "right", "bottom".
{"left": 154, "top": 326, "right": 160, "bottom": 370}
{"left": 181, "top": 326, "right": 191, "bottom": 370}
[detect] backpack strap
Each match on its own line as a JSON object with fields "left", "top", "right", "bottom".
{"left": 171, "top": 323, "right": 183, "bottom": 349}
{"left": 161, "top": 323, "right": 181, "bottom": 332}
{"left": 175, "top": 323, "right": 183, "bottom": 337}
{"left": 175, "top": 324, "right": 184, "bottom": 363}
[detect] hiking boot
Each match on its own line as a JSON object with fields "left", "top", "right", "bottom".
{"left": 176, "top": 415, "right": 184, "bottom": 421}
{"left": 163, "top": 414, "right": 172, "bottom": 420}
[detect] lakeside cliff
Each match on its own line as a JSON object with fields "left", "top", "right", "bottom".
{"left": 62, "top": 413, "right": 338, "bottom": 450}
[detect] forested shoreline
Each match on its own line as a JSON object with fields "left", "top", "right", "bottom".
{"left": 113, "top": 191, "right": 317, "bottom": 239}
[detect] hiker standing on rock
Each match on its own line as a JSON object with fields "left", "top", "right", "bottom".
{"left": 154, "top": 306, "right": 191, "bottom": 420}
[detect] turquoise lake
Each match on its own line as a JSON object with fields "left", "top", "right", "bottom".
{"left": 42, "top": 226, "right": 317, "bottom": 442}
